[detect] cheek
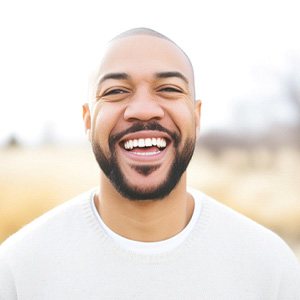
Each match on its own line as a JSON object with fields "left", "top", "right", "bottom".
{"left": 168, "top": 101, "right": 196, "bottom": 135}
{"left": 91, "top": 103, "right": 123, "bottom": 146}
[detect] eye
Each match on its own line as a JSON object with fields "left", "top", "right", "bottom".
{"left": 103, "top": 88, "right": 129, "bottom": 96}
{"left": 158, "top": 86, "right": 183, "bottom": 93}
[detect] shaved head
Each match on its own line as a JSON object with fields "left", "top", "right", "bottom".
{"left": 111, "top": 27, "right": 173, "bottom": 42}
{"left": 90, "top": 27, "right": 195, "bottom": 101}
{"left": 111, "top": 27, "right": 194, "bottom": 80}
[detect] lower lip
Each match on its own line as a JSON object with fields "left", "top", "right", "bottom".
{"left": 118, "top": 145, "right": 168, "bottom": 162}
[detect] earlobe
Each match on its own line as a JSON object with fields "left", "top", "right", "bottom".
{"left": 195, "top": 100, "right": 202, "bottom": 126}
{"left": 82, "top": 103, "right": 91, "bottom": 141}
{"left": 194, "top": 100, "right": 202, "bottom": 138}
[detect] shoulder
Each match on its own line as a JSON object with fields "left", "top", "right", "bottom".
{"left": 191, "top": 187, "right": 280, "bottom": 237}
{"left": 190, "top": 187, "right": 300, "bottom": 262}
{"left": 189, "top": 188, "right": 300, "bottom": 296}
{"left": 0, "top": 189, "right": 96, "bottom": 258}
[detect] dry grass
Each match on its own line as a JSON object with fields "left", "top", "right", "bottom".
{"left": 1, "top": 145, "right": 300, "bottom": 259}
{"left": 0, "top": 145, "right": 98, "bottom": 241}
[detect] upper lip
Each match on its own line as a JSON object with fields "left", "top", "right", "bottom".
{"left": 119, "top": 130, "right": 172, "bottom": 144}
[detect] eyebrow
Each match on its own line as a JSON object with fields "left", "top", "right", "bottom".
{"left": 98, "top": 72, "right": 130, "bottom": 84}
{"left": 97, "top": 71, "right": 189, "bottom": 88}
{"left": 155, "top": 71, "right": 189, "bottom": 84}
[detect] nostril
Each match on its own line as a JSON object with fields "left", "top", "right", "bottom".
{"left": 123, "top": 102, "right": 165, "bottom": 121}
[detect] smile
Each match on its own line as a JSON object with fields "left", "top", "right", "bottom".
{"left": 118, "top": 130, "right": 173, "bottom": 161}
{"left": 123, "top": 137, "right": 167, "bottom": 150}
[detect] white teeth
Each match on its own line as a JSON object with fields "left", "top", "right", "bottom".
{"left": 123, "top": 137, "right": 167, "bottom": 150}
{"left": 132, "top": 151, "right": 160, "bottom": 156}
{"left": 138, "top": 139, "right": 145, "bottom": 147}
{"left": 145, "top": 138, "right": 152, "bottom": 147}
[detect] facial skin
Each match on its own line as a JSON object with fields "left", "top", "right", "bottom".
{"left": 83, "top": 33, "right": 201, "bottom": 201}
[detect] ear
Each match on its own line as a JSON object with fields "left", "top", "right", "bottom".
{"left": 82, "top": 103, "right": 91, "bottom": 141}
{"left": 194, "top": 100, "right": 202, "bottom": 138}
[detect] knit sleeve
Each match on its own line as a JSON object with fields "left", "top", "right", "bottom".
{"left": 0, "top": 256, "right": 17, "bottom": 300}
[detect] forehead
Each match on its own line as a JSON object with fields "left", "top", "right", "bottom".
{"left": 97, "top": 35, "right": 194, "bottom": 82}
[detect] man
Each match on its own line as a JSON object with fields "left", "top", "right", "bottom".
{"left": 0, "top": 28, "right": 300, "bottom": 299}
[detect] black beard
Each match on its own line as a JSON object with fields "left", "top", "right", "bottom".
{"left": 91, "top": 122, "right": 195, "bottom": 201}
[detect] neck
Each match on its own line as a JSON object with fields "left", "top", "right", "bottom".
{"left": 95, "top": 173, "right": 194, "bottom": 242}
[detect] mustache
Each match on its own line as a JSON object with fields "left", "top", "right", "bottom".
{"left": 109, "top": 121, "right": 180, "bottom": 149}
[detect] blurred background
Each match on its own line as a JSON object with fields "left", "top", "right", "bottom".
{"left": 0, "top": 0, "right": 299, "bottom": 259}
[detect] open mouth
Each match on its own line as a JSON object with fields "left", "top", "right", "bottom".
{"left": 121, "top": 137, "right": 169, "bottom": 156}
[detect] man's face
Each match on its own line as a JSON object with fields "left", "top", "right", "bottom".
{"left": 84, "top": 35, "right": 201, "bottom": 200}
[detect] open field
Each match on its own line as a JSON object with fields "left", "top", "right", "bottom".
{"left": 1, "top": 145, "right": 300, "bottom": 260}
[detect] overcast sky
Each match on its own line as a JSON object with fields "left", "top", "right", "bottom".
{"left": 0, "top": 0, "right": 299, "bottom": 145}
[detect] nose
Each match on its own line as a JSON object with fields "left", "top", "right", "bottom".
{"left": 123, "top": 89, "right": 165, "bottom": 121}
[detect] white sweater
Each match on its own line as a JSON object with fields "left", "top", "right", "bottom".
{"left": 1, "top": 189, "right": 300, "bottom": 299}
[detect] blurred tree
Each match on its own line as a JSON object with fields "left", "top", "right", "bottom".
{"left": 285, "top": 57, "right": 300, "bottom": 121}
{"left": 5, "top": 134, "right": 20, "bottom": 148}
{"left": 200, "top": 56, "right": 300, "bottom": 152}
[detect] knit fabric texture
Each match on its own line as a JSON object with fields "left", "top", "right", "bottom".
{"left": 1, "top": 189, "right": 300, "bottom": 299}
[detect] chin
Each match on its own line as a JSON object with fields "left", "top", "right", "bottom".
{"left": 113, "top": 173, "right": 181, "bottom": 201}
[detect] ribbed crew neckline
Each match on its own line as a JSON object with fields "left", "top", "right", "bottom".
{"left": 90, "top": 187, "right": 202, "bottom": 255}
{"left": 81, "top": 187, "right": 211, "bottom": 262}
